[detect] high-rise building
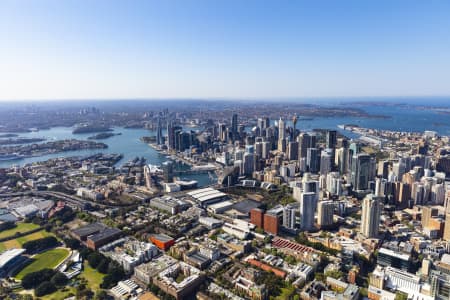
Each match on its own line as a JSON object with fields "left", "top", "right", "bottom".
{"left": 326, "top": 130, "right": 337, "bottom": 149}
{"left": 250, "top": 208, "right": 264, "bottom": 228}
{"left": 317, "top": 200, "right": 334, "bottom": 228}
{"left": 351, "top": 153, "right": 375, "bottom": 191}
{"left": 262, "top": 141, "right": 271, "bottom": 159}
{"left": 287, "top": 141, "right": 299, "bottom": 161}
{"left": 282, "top": 205, "right": 297, "bottom": 229}
{"left": 297, "top": 191, "right": 318, "bottom": 231}
{"left": 263, "top": 213, "right": 279, "bottom": 235}
{"left": 443, "top": 212, "right": 450, "bottom": 241}
{"left": 156, "top": 115, "right": 163, "bottom": 145}
{"left": 297, "top": 133, "right": 316, "bottom": 159}
{"left": 320, "top": 149, "right": 333, "bottom": 175}
{"left": 231, "top": 113, "right": 238, "bottom": 142}
{"left": 307, "top": 148, "right": 320, "bottom": 173}
{"left": 277, "top": 118, "right": 286, "bottom": 152}
{"left": 162, "top": 161, "right": 174, "bottom": 183}
{"left": 243, "top": 152, "right": 255, "bottom": 176}
{"left": 361, "top": 194, "right": 382, "bottom": 238}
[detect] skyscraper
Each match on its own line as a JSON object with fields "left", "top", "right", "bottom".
{"left": 231, "top": 113, "right": 238, "bottom": 142}
{"left": 298, "top": 191, "right": 318, "bottom": 231}
{"left": 294, "top": 183, "right": 318, "bottom": 231}
{"left": 307, "top": 148, "right": 320, "bottom": 173}
{"left": 361, "top": 194, "right": 382, "bottom": 238}
{"left": 351, "top": 153, "right": 375, "bottom": 191}
{"left": 287, "top": 141, "right": 299, "bottom": 161}
{"left": 317, "top": 200, "right": 334, "bottom": 228}
{"left": 297, "top": 133, "right": 316, "bottom": 159}
{"left": 320, "top": 149, "right": 333, "bottom": 175}
{"left": 167, "top": 121, "right": 176, "bottom": 150}
{"left": 326, "top": 130, "right": 337, "bottom": 149}
{"left": 277, "top": 117, "right": 286, "bottom": 152}
{"left": 156, "top": 115, "right": 163, "bottom": 145}
{"left": 282, "top": 205, "right": 297, "bottom": 229}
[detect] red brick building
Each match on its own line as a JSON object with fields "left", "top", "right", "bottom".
{"left": 263, "top": 213, "right": 279, "bottom": 235}
{"left": 250, "top": 208, "right": 264, "bottom": 228}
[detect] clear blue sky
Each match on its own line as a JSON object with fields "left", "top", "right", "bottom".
{"left": 1, "top": 0, "right": 450, "bottom": 100}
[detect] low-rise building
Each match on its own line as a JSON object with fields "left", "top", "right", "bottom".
{"left": 99, "top": 237, "right": 158, "bottom": 272}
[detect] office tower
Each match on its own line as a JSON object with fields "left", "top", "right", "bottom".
{"left": 326, "top": 130, "right": 337, "bottom": 149}
{"left": 245, "top": 145, "right": 254, "bottom": 154}
{"left": 282, "top": 205, "right": 297, "bottom": 229}
{"left": 326, "top": 172, "right": 342, "bottom": 196}
{"left": 297, "top": 133, "right": 316, "bottom": 159}
{"left": 143, "top": 165, "right": 152, "bottom": 189}
{"left": 277, "top": 118, "right": 286, "bottom": 152}
{"left": 320, "top": 149, "right": 333, "bottom": 175}
{"left": 303, "top": 179, "right": 320, "bottom": 194}
{"left": 374, "top": 177, "right": 382, "bottom": 197}
{"left": 378, "top": 160, "right": 390, "bottom": 179}
{"left": 263, "top": 117, "right": 270, "bottom": 129}
{"left": 298, "top": 192, "right": 318, "bottom": 231}
{"left": 336, "top": 147, "right": 349, "bottom": 175}
{"left": 292, "top": 115, "right": 298, "bottom": 140}
{"left": 317, "top": 200, "right": 334, "bottom": 228}
{"left": 218, "top": 123, "right": 227, "bottom": 142}
{"left": 431, "top": 183, "right": 446, "bottom": 205}
{"left": 412, "top": 183, "right": 425, "bottom": 205}
{"left": 443, "top": 212, "right": 450, "bottom": 241}
{"left": 162, "top": 161, "right": 174, "bottom": 183}
{"left": 397, "top": 183, "right": 411, "bottom": 208}
{"left": 287, "top": 141, "right": 299, "bottom": 161}
{"left": 243, "top": 152, "right": 255, "bottom": 176}
{"left": 257, "top": 118, "right": 265, "bottom": 131}
{"left": 307, "top": 148, "right": 320, "bottom": 173}
{"left": 261, "top": 141, "right": 271, "bottom": 159}
{"left": 393, "top": 162, "right": 406, "bottom": 180}
{"left": 361, "top": 194, "right": 382, "bottom": 238}
{"left": 422, "top": 206, "right": 439, "bottom": 229}
{"left": 156, "top": 115, "right": 163, "bottom": 145}
{"left": 351, "top": 153, "right": 375, "bottom": 191}
{"left": 255, "top": 142, "right": 263, "bottom": 158}
{"left": 231, "top": 113, "right": 238, "bottom": 142}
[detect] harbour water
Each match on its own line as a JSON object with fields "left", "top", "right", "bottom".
{"left": 1, "top": 103, "right": 450, "bottom": 184}
{"left": 0, "top": 127, "right": 215, "bottom": 186}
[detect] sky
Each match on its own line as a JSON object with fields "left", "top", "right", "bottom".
{"left": 1, "top": 0, "right": 450, "bottom": 101}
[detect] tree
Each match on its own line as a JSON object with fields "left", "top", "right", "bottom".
{"left": 94, "top": 290, "right": 109, "bottom": 300}
{"left": 97, "top": 259, "right": 109, "bottom": 274}
{"left": 22, "top": 236, "right": 58, "bottom": 253}
{"left": 88, "top": 252, "right": 104, "bottom": 269}
{"left": 21, "top": 269, "right": 55, "bottom": 289}
{"left": 51, "top": 272, "right": 68, "bottom": 287}
{"left": 34, "top": 282, "right": 56, "bottom": 297}
{"left": 64, "top": 238, "right": 80, "bottom": 250}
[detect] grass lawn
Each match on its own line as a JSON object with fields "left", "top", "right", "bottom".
{"left": 80, "top": 261, "right": 105, "bottom": 290}
{"left": 0, "top": 223, "right": 40, "bottom": 239}
{"left": 0, "top": 230, "right": 53, "bottom": 252}
{"left": 40, "top": 287, "right": 77, "bottom": 300}
{"left": 15, "top": 248, "right": 70, "bottom": 280}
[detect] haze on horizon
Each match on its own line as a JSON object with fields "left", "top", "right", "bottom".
{"left": 1, "top": 0, "right": 450, "bottom": 101}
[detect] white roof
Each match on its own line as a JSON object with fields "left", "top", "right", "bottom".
{"left": 208, "top": 200, "right": 234, "bottom": 210}
{"left": 0, "top": 248, "right": 26, "bottom": 269}
{"left": 188, "top": 188, "right": 227, "bottom": 203}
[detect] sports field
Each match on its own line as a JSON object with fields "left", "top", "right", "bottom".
{"left": 0, "top": 230, "right": 53, "bottom": 252}
{"left": 15, "top": 248, "right": 70, "bottom": 280}
{"left": 0, "top": 223, "right": 40, "bottom": 239}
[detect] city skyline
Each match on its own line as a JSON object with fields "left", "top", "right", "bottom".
{"left": 1, "top": 1, "right": 450, "bottom": 100}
